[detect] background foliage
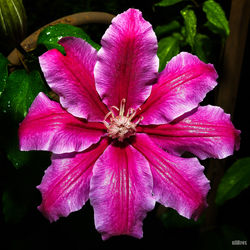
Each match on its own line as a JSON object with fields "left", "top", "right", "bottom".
{"left": 0, "top": 0, "right": 249, "bottom": 249}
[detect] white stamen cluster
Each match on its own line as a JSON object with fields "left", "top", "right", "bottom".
{"left": 103, "top": 99, "right": 143, "bottom": 142}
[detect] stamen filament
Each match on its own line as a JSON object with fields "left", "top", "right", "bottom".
{"left": 126, "top": 108, "right": 134, "bottom": 117}
{"left": 128, "top": 111, "right": 137, "bottom": 121}
{"left": 135, "top": 116, "right": 144, "bottom": 125}
{"left": 111, "top": 106, "right": 119, "bottom": 112}
{"left": 103, "top": 121, "right": 110, "bottom": 128}
{"left": 104, "top": 111, "right": 113, "bottom": 122}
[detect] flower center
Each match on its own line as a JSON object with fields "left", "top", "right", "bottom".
{"left": 103, "top": 99, "right": 143, "bottom": 142}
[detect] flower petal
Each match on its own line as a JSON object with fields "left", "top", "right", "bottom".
{"left": 37, "top": 138, "right": 109, "bottom": 222}
{"left": 39, "top": 37, "right": 108, "bottom": 121}
{"left": 137, "top": 105, "right": 240, "bottom": 160}
{"left": 19, "top": 92, "right": 106, "bottom": 154}
{"left": 132, "top": 134, "right": 210, "bottom": 220}
{"left": 90, "top": 143, "right": 155, "bottom": 240}
{"left": 95, "top": 8, "right": 158, "bottom": 111}
{"left": 139, "top": 52, "right": 218, "bottom": 124}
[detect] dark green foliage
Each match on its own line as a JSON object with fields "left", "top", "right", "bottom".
{"left": 155, "top": 0, "right": 229, "bottom": 68}
{"left": 37, "top": 23, "right": 101, "bottom": 53}
{"left": 0, "top": 53, "right": 9, "bottom": 95}
{"left": 181, "top": 8, "right": 197, "bottom": 48}
{"left": 203, "top": 0, "right": 230, "bottom": 37}
{"left": 155, "top": 0, "right": 186, "bottom": 7}
{"left": 216, "top": 158, "right": 250, "bottom": 206}
{"left": 0, "top": 1, "right": 248, "bottom": 249}
{"left": 0, "top": 70, "right": 47, "bottom": 122}
{"left": 157, "top": 36, "right": 180, "bottom": 71}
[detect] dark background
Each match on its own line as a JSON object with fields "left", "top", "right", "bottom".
{"left": 1, "top": 0, "right": 249, "bottom": 249}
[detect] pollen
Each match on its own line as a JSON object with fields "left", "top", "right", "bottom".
{"left": 103, "top": 99, "right": 143, "bottom": 142}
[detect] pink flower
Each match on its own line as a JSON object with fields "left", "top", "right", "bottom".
{"left": 19, "top": 9, "right": 240, "bottom": 240}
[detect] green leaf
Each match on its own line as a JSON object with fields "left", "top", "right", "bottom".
{"left": 37, "top": 23, "right": 101, "bottom": 53}
{"left": 160, "top": 208, "right": 202, "bottom": 229}
{"left": 203, "top": 0, "right": 230, "bottom": 37}
{"left": 157, "top": 36, "right": 180, "bottom": 71}
{"left": 7, "top": 139, "right": 34, "bottom": 169}
{"left": 216, "top": 157, "right": 250, "bottom": 206}
{"left": 0, "top": 0, "right": 27, "bottom": 44}
{"left": 0, "top": 69, "right": 47, "bottom": 168}
{"left": 193, "top": 33, "right": 213, "bottom": 62}
{"left": 155, "top": 20, "right": 181, "bottom": 38}
{"left": 0, "top": 69, "right": 47, "bottom": 122}
{"left": 155, "top": 0, "right": 185, "bottom": 7}
{"left": 0, "top": 53, "right": 9, "bottom": 95}
{"left": 181, "top": 8, "right": 197, "bottom": 48}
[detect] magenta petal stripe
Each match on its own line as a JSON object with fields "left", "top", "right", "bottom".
{"left": 90, "top": 143, "right": 155, "bottom": 240}
{"left": 39, "top": 37, "right": 108, "bottom": 122}
{"left": 132, "top": 134, "right": 210, "bottom": 220}
{"left": 37, "top": 138, "right": 109, "bottom": 222}
{"left": 19, "top": 93, "right": 106, "bottom": 154}
{"left": 137, "top": 105, "right": 240, "bottom": 160}
{"left": 139, "top": 52, "right": 218, "bottom": 125}
{"left": 95, "top": 8, "right": 159, "bottom": 111}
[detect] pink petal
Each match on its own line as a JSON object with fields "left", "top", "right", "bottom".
{"left": 137, "top": 105, "right": 240, "bottom": 160}
{"left": 132, "top": 134, "right": 210, "bottom": 220}
{"left": 19, "top": 92, "right": 106, "bottom": 154}
{"left": 139, "top": 52, "right": 218, "bottom": 125}
{"left": 39, "top": 37, "right": 108, "bottom": 122}
{"left": 90, "top": 143, "right": 155, "bottom": 240}
{"left": 95, "top": 8, "right": 158, "bottom": 112}
{"left": 37, "top": 138, "right": 109, "bottom": 222}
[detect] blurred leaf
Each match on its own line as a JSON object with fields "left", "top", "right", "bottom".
{"left": 7, "top": 139, "right": 34, "bottom": 169}
{"left": 172, "top": 32, "right": 184, "bottom": 41}
{"left": 155, "top": 0, "right": 185, "bottom": 7}
{"left": 158, "top": 36, "right": 180, "bottom": 71}
{"left": 0, "top": 0, "right": 27, "bottom": 44}
{"left": 0, "top": 53, "right": 8, "bottom": 95}
{"left": 193, "top": 33, "right": 212, "bottom": 62}
{"left": 0, "top": 69, "right": 47, "bottom": 122}
{"left": 37, "top": 23, "right": 101, "bottom": 53}
{"left": 181, "top": 8, "right": 197, "bottom": 48}
{"left": 160, "top": 208, "right": 202, "bottom": 229}
{"left": 0, "top": 119, "right": 35, "bottom": 169}
{"left": 0, "top": 69, "right": 47, "bottom": 168}
{"left": 216, "top": 157, "right": 250, "bottom": 206}
{"left": 155, "top": 20, "right": 181, "bottom": 38}
{"left": 203, "top": 0, "right": 230, "bottom": 37}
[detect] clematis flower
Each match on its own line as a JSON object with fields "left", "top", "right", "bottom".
{"left": 19, "top": 8, "right": 240, "bottom": 240}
